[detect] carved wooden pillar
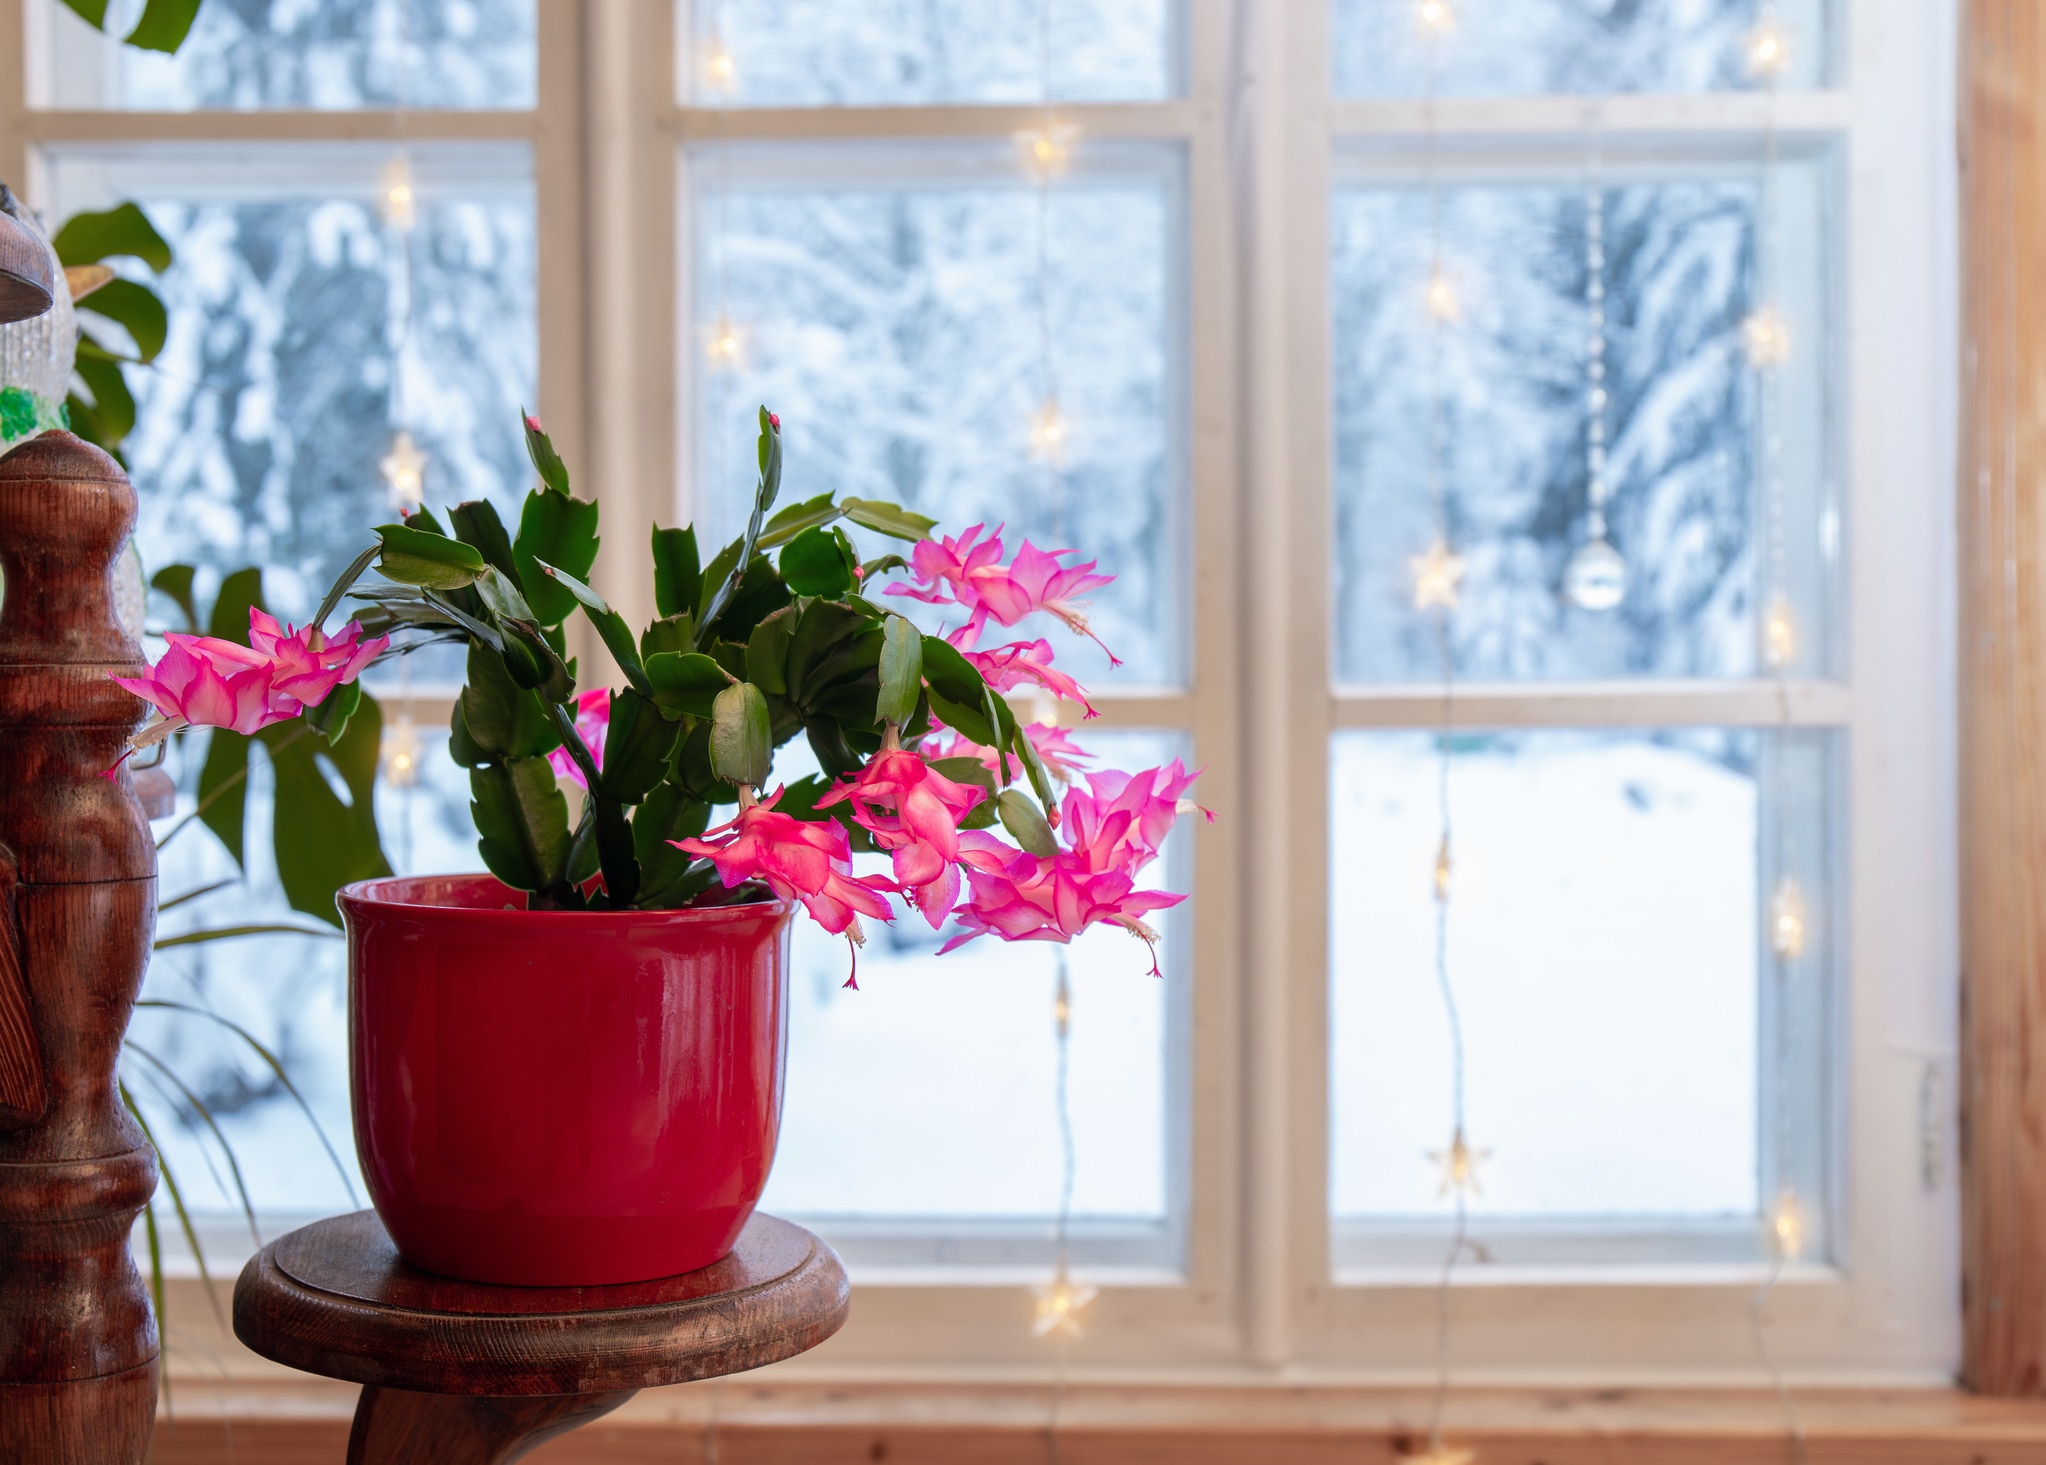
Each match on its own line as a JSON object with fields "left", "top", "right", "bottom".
{"left": 0, "top": 433, "right": 159, "bottom": 1459}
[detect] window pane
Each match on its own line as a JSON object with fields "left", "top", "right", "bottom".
{"left": 44, "top": 144, "right": 536, "bottom": 637}
{"left": 1332, "top": 0, "right": 1830, "bottom": 98}
{"left": 692, "top": 143, "right": 1184, "bottom": 688}
{"left": 135, "top": 727, "right": 480, "bottom": 1216}
{"left": 757, "top": 730, "right": 1183, "bottom": 1227}
{"left": 1329, "top": 728, "right": 1833, "bottom": 1244}
{"left": 1332, "top": 170, "right": 1834, "bottom": 683}
{"left": 692, "top": 0, "right": 1176, "bottom": 106}
{"left": 37, "top": 0, "right": 537, "bottom": 110}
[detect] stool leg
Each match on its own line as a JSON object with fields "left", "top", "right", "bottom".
{"left": 347, "top": 1385, "right": 638, "bottom": 1464}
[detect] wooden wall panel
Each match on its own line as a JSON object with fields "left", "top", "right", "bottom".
{"left": 1961, "top": 0, "right": 2046, "bottom": 1397}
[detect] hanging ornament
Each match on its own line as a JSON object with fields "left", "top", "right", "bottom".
{"left": 1742, "top": 306, "right": 1792, "bottom": 369}
{"left": 1565, "top": 181, "right": 1628, "bottom": 612}
{"left": 1029, "top": 396, "right": 1067, "bottom": 464}
{"left": 1031, "top": 1269, "right": 1098, "bottom": 1340}
{"left": 1769, "top": 877, "right": 1806, "bottom": 959}
{"left": 1411, "top": 539, "right": 1466, "bottom": 611}
{"left": 704, "top": 311, "right": 745, "bottom": 371}
{"left": 380, "top": 429, "right": 426, "bottom": 511}
{"left": 381, "top": 155, "right": 417, "bottom": 232}
{"left": 1414, "top": 0, "right": 1455, "bottom": 36}
{"left": 1432, "top": 833, "right": 1452, "bottom": 902}
{"left": 1762, "top": 591, "right": 1796, "bottom": 669}
{"left": 1424, "top": 265, "right": 1459, "bottom": 323}
{"left": 1430, "top": 1125, "right": 1489, "bottom": 1198}
{"left": 1744, "top": 4, "right": 1791, "bottom": 79}
{"left": 1017, "top": 125, "right": 1077, "bottom": 182}
{"left": 381, "top": 714, "right": 422, "bottom": 788}
{"left": 1769, "top": 1190, "right": 1805, "bottom": 1261}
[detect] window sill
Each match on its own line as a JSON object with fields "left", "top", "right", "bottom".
{"left": 145, "top": 1379, "right": 2046, "bottom": 1463}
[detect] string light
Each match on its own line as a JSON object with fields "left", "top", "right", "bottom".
{"left": 1017, "top": 124, "right": 1077, "bottom": 182}
{"left": 1769, "top": 877, "right": 1806, "bottom": 960}
{"left": 1433, "top": 833, "right": 1452, "bottom": 902}
{"left": 1763, "top": 592, "right": 1796, "bottom": 668}
{"left": 1430, "top": 1126, "right": 1490, "bottom": 1198}
{"left": 1742, "top": 305, "right": 1792, "bottom": 368}
{"left": 1424, "top": 266, "right": 1459, "bottom": 322}
{"left": 1565, "top": 171, "right": 1628, "bottom": 612}
{"left": 381, "top": 714, "right": 422, "bottom": 788}
{"left": 702, "top": 25, "right": 737, "bottom": 96}
{"left": 704, "top": 312, "right": 746, "bottom": 370}
{"left": 1769, "top": 1191, "right": 1805, "bottom": 1261}
{"left": 1029, "top": 396, "right": 1068, "bottom": 463}
{"left": 1411, "top": 539, "right": 1467, "bottom": 610}
{"left": 1031, "top": 1272, "right": 1098, "bottom": 1340}
{"left": 380, "top": 429, "right": 426, "bottom": 511}
{"left": 381, "top": 156, "right": 416, "bottom": 232}
{"left": 1744, "top": 11, "right": 1791, "bottom": 78}
{"left": 1414, "top": 0, "right": 1455, "bottom": 35}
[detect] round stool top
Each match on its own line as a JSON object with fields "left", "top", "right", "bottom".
{"left": 232, "top": 1210, "right": 848, "bottom": 1396}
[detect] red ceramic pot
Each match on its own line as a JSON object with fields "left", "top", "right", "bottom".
{"left": 338, "top": 874, "right": 792, "bottom": 1287}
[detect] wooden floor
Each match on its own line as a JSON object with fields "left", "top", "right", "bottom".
{"left": 142, "top": 1380, "right": 2046, "bottom": 1463}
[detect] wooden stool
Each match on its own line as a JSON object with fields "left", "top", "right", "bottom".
{"left": 233, "top": 1209, "right": 848, "bottom": 1464}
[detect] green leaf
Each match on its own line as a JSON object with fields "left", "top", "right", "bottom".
{"left": 779, "top": 524, "right": 856, "bottom": 598}
{"left": 744, "top": 606, "right": 796, "bottom": 696}
{"left": 928, "top": 689, "right": 997, "bottom": 748}
{"left": 755, "top": 492, "right": 843, "bottom": 551}
{"left": 512, "top": 483, "right": 600, "bottom": 624}
{"left": 311, "top": 541, "right": 381, "bottom": 634}
{"left": 304, "top": 679, "right": 362, "bottom": 744}
{"left": 785, "top": 599, "right": 873, "bottom": 707}
{"left": 471, "top": 564, "right": 538, "bottom": 625}
{"left": 997, "top": 789, "right": 1059, "bottom": 857}
{"left": 696, "top": 538, "right": 742, "bottom": 623}
{"left": 841, "top": 497, "right": 937, "bottom": 542}
{"left": 710, "top": 682, "right": 772, "bottom": 788}
{"left": 153, "top": 923, "right": 337, "bottom": 949}
{"left": 598, "top": 689, "right": 678, "bottom": 804}
{"left": 458, "top": 640, "right": 561, "bottom": 759}
{"left": 123, "top": 0, "right": 203, "bottom": 52}
{"left": 446, "top": 698, "right": 487, "bottom": 767}
{"left": 471, "top": 756, "right": 570, "bottom": 892}
{"left": 500, "top": 618, "right": 574, "bottom": 704}
{"left": 522, "top": 409, "right": 573, "bottom": 496}
{"left": 58, "top": 0, "right": 110, "bottom": 27}
{"left": 533, "top": 557, "right": 650, "bottom": 695}
{"left": 652, "top": 525, "right": 702, "bottom": 619}
{"left": 670, "top": 721, "right": 739, "bottom": 806}
{"left": 260, "top": 697, "right": 392, "bottom": 926}
{"left": 757, "top": 405, "right": 782, "bottom": 491}
{"left": 708, "top": 555, "right": 793, "bottom": 642}
{"left": 875, "top": 614, "right": 923, "bottom": 727}
{"left": 376, "top": 521, "right": 485, "bottom": 590}
{"left": 640, "top": 612, "right": 694, "bottom": 661}
{"left": 72, "top": 350, "right": 135, "bottom": 446}
{"left": 149, "top": 563, "right": 197, "bottom": 634}
{"left": 860, "top": 553, "right": 909, "bottom": 582}
{"left": 646, "top": 650, "right": 732, "bottom": 718}
{"left": 631, "top": 782, "right": 716, "bottom": 909}
{"left": 920, "top": 633, "right": 989, "bottom": 707}
{"left": 1010, "top": 712, "right": 1058, "bottom": 812}
{"left": 53, "top": 202, "right": 171, "bottom": 272}
{"left": 697, "top": 415, "right": 784, "bottom": 641}
{"left": 77, "top": 277, "right": 167, "bottom": 361}
{"left": 447, "top": 499, "right": 523, "bottom": 587}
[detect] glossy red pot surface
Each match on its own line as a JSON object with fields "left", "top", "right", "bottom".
{"left": 339, "top": 875, "right": 792, "bottom": 1287}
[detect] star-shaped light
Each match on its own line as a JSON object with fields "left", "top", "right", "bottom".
{"left": 382, "top": 715, "right": 422, "bottom": 788}
{"left": 1769, "top": 877, "right": 1805, "bottom": 959}
{"left": 1744, "top": 16, "right": 1791, "bottom": 78}
{"left": 1762, "top": 591, "right": 1796, "bottom": 668}
{"left": 1425, "top": 267, "right": 1459, "bottom": 322}
{"left": 1742, "top": 306, "right": 1791, "bottom": 368}
{"left": 380, "top": 430, "right": 426, "bottom": 510}
{"left": 1414, "top": 0, "right": 1455, "bottom": 35}
{"left": 1017, "top": 125, "right": 1079, "bottom": 181}
{"left": 1032, "top": 1273, "right": 1099, "bottom": 1339}
{"left": 1433, "top": 834, "right": 1452, "bottom": 903}
{"left": 704, "top": 313, "right": 746, "bottom": 370}
{"left": 381, "top": 157, "right": 416, "bottom": 231}
{"left": 1411, "top": 539, "right": 1466, "bottom": 611}
{"left": 1770, "top": 1191, "right": 1805, "bottom": 1261}
{"left": 1029, "top": 397, "right": 1067, "bottom": 464}
{"left": 704, "top": 40, "right": 737, "bottom": 93}
{"left": 1430, "top": 1125, "right": 1490, "bottom": 1198}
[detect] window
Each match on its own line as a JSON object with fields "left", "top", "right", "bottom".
{"left": 4, "top": 0, "right": 1958, "bottom": 1384}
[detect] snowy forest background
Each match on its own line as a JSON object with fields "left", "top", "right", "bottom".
{"left": 27, "top": 0, "right": 1830, "bottom": 1240}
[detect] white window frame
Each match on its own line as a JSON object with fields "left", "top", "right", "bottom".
{"left": 0, "top": 0, "right": 1960, "bottom": 1383}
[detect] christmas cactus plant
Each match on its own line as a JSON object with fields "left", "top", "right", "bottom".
{"left": 117, "top": 407, "right": 1199, "bottom": 975}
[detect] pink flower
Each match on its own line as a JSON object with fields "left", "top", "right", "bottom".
{"left": 674, "top": 787, "right": 897, "bottom": 940}
{"left": 958, "top": 638, "right": 1099, "bottom": 718}
{"left": 113, "top": 607, "right": 389, "bottom": 744}
{"left": 924, "top": 722, "right": 1094, "bottom": 784}
{"left": 965, "top": 540, "right": 1120, "bottom": 665}
{"left": 546, "top": 688, "right": 611, "bottom": 789}
{"left": 885, "top": 522, "right": 1006, "bottom": 615}
{"left": 942, "top": 833, "right": 1185, "bottom": 976}
{"left": 768, "top": 411, "right": 781, "bottom": 430}
{"left": 247, "top": 608, "right": 386, "bottom": 709}
{"left": 524, "top": 412, "right": 543, "bottom": 432}
{"left": 816, "top": 746, "right": 986, "bottom": 928}
{"left": 1058, "top": 760, "right": 1207, "bottom": 878}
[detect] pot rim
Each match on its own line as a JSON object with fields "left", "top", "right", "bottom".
{"left": 338, "top": 873, "right": 793, "bottom": 928}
